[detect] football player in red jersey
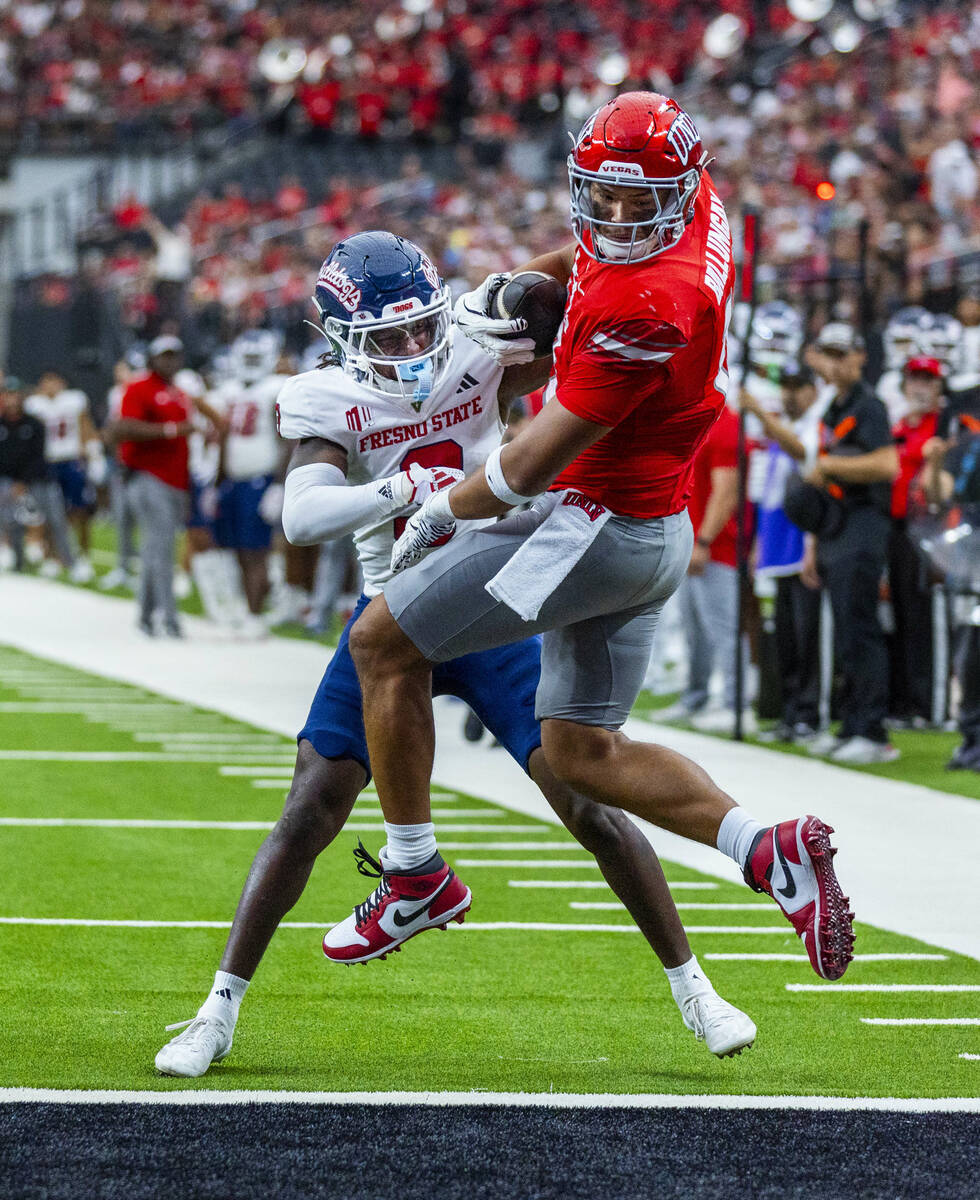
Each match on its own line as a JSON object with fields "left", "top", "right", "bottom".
{"left": 336, "top": 94, "right": 856, "bottom": 1002}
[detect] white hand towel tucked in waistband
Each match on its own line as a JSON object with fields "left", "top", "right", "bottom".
{"left": 485, "top": 489, "right": 611, "bottom": 621}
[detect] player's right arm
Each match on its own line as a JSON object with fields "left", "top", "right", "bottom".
{"left": 277, "top": 376, "right": 463, "bottom": 546}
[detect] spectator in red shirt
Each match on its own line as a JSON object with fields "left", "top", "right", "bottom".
{"left": 110, "top": 336, "right": 194, "bottom": 638}
{"left": 888, "top": 356, "right": 945, "bottom": 724}
{"left": 668, "top": 403, "right": 746, "bottom": 730}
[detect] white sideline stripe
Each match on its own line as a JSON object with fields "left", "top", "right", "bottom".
{"left": 792, "top": 985, "right": 980, "bottom": 993}
{"left": 3, "top": 1089, "right": 978, "bottom": 1112}
{"left": 861, "top": 1018, "right": 980, "bottom": 1026}
{"left": 508, "top": 880, "right": 718, "bottom": 891}
{"left": 0, "top": 917, "right": 787, "bottom": 934}
{"left": 705, "top": 954, "right": 949, "bottom": 963}
{"left": 0, "top": 752, "right": 297, "bottom": 763}
{"left": 570, "top": 901, "right": 767, "bottom": 911}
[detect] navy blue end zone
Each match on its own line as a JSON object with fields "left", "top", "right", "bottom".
{"left": 3, "top": 1104, "right": 977, "bottom": 1200}
{"left": 299, "top": 594, "right": 543, "bottom": 778}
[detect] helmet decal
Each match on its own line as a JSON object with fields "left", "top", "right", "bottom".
{"left": 316, "top": 261, "right": 362, "bottom": 314}
{"left": 666, "top": 112, "right": 701, "bottom": 166}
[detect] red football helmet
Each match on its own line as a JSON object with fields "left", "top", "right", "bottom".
{"left": 568, "top": 92, "right": 707, "bottom": 264}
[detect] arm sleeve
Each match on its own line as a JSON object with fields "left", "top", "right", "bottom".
{"left": 556, "top": 318, "right": 684, "bottom": 427}
{"left": 282, "top": 462, "right": 403, "bottom": 546}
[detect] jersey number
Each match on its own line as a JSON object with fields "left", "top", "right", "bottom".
{"left": 393, "top": 439, "right": 464, "bottom": 540}
{"left": 229, "top": 402, "right": 259, "bottom": 437}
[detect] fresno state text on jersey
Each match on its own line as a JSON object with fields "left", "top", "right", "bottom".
{"left": 551, "top": 174, "right": 735, "bottom": 518}
{"left": 275, "top": 327, "right": 504, "bottom": 595}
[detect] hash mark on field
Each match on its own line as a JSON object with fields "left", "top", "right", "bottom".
{"left": 706, "top": 953, "right": 949, "bottom": 963}
{"left": 791, "top": 984, "right": 980, "bottom": 993}
{"left": 570, "top": 901, "right": 768, "bottom": 911}
{"left": 861, "top": 1018, "right": 980, "bottom": 1026}
{"left": 960, "top": 1054, "right": 980, "bottom": 1061}
{"left": 508, "top": 880, "right": 718, "bottom": 890}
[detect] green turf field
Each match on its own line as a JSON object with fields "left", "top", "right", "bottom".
{"left": 2, "top": 643, "right": 979, "bottom": 1099}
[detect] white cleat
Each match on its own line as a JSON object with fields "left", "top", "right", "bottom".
{"left": 68, "top": 557, "right": 96, "bottom": 585}
{"left": 680, "top": 991, "right": 757, "bottom": 1059}
{"left": 155, "top": 1015, "right": 233, "bottom": 1078}
{"left": 829, "top": 736, "right": 900, "bottom": 765}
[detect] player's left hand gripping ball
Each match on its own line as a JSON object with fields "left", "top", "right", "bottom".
{"left": 391, "top": 490, "right": 458, "bottom": 573}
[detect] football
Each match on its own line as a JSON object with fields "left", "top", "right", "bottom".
{"left": 489, "top": 270, "right": 567, "bottom": 357}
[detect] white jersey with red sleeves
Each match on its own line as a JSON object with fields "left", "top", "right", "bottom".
{"left": 209, "top": 373, "right": 289, "bottom": 480}
{"left": 24, "top": 388, "right": 89, "bottom": 462}
{"left": 276, "top": 326, "right": 505, "bottom": 595}
{"left": 550, "top": 173, "right": 735, "bottom": 518}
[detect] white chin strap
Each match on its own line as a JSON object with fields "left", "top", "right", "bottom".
{"left": 396, "top": 358, "right": 434, "bottom": 404}
{"left": 594, "top": 231, "right": 659, "bottom": 263}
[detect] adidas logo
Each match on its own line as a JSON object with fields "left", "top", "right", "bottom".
{"left": 455, "top": 373, "right": 479, "bottom": 394}
{"left": 215, "top": 987, "right": 233, "bottom": 1001}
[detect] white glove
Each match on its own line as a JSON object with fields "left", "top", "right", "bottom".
{"left": 453, "top": 273, "right": 536, "bottom": 367}
{"left": 390, "top": 489, "right": 458, "bottom": 573}
{"left": 258, "top": 481, "right": 285, "bottom": 525}
{"left": 85, "top": 444, "right": 108, "bottom": 487}
{"left": 379, "top": 463, "right": 465, "bottom": 515}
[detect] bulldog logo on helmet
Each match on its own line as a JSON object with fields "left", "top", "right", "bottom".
{"left": 317, "top": 262, "right": 362, "bottom": 314}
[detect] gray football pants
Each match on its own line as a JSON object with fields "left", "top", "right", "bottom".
{"left": 127, "top": 470, "right": 186, "bottom": 627}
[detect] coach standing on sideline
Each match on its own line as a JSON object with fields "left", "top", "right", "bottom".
{"left": 804, "top": 323, "right": 900, "bottom": 764}
{"left": 110, "top": 336, "right": 193, "bottom": 637}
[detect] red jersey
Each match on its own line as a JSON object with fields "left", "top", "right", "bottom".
{"left": 117, "top": 371, "right": 191, "bottom": 490}
{"left": 687, "top": 404, "right": 739, "bottom": 568}
{"left": 891, "top": 410, "right": 938, "bottom": 519}
{"left": 550, "top": 174, "right": 735, "bottom": 518}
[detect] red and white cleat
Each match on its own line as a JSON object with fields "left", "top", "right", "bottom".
{"left": 744, "top": 816, "right": 855, "bottom": 980}
{"left": 323, "top": 842, "right": 471, "bottom": 965}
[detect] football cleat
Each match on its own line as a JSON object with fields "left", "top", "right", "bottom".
{"left": 323, "top": 842, "right": 471, "bottom": 965}
{"left": 680, "top": 991, "right": 757, "bottom": 1059}
{"left": 745, "top": 816, "right": 855, "bottom": 980}
{"left": 154, "top": 1015, "right": 233, "bottom": 1078}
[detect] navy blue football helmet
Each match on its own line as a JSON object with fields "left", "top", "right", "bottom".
{"left": 312, "top": 231, "right": 452, "bottom": 405}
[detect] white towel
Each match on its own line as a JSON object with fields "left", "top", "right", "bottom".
{"left": 485, "top": 490, "right": 611, "bottom": 621}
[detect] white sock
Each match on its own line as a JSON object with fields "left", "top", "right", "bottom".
{"left": 198, "top": 970, "right": 249, "bottom": 1025}
{"left": 664, "top": 955, "right": 713, "bottom": 1005}
{"left": 382, "top": 821, "right": 438, "bottom": 871}
{"left": 717, "top": 806, "right": 764, "bottom": 871}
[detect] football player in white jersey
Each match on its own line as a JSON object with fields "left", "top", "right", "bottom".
{"left": 204, "top": 331, "right": 290, "bottom": 635}
{"left": 154, "top": 231, "right": 754, "bottom": 1078}
{"left": 24, "top": 370, "right": 106, "bottom": 582}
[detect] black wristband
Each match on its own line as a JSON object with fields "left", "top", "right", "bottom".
{"left": 696, "top": 536, "right": 712, "bottom": 549}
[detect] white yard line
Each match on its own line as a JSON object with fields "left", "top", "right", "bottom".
{"left": 0, "top": 917, "right": 791, "bottom": 934}
{"left": 458, "top": 860, "right": 602, "bottom": 868}
{"left": 706, "top": 953, "right": 949, "bottom": 963}
{"left": 861, "top": 1018, "right": 980, "bottom": 1026}
{"left": 508, "top": 880, "right": 718, "bottom": 890}
{"left": 789, "top": 984, "right": 980, "bottom": 993}
{"left": 2, "top": 1088, "right": 978, "bottom": 1111}
{"left": 2, "top": 574, "right": 978, "bottom": 960}
{"left": 220, "top": 766, "right": 295, "bottom": 776}
{"left": 0, "top": 703, "right": 184, "bottom": 714}
{"left": 959, "top": 1054, "right": 980, "bottom": 1061}
{"left": 0, "top": 751, "right": 297, "bottom": 763}
{"left": 134, "top": 732, "right": 286, "bottom": 743}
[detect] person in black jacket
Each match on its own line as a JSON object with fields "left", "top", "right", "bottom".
{"left": 803, "top": 323, "right": 901, "bottom": 764}
{"left": 0, "top": 377, "right": 48, "bottom": 570}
